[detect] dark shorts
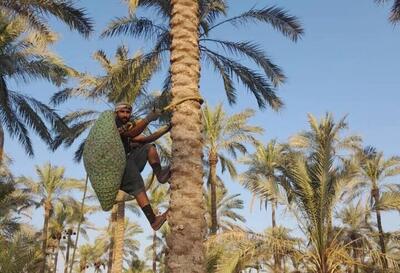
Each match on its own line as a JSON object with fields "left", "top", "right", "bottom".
{"left": 120, "top": 143, "right": 153, "bottom": 196}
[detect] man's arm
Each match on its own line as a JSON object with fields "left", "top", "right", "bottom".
{"left": 120, "top": 110, "right": 161, "bottom": 138}
{"left": 131, "top": 124, "right": 171, "bottom": 144}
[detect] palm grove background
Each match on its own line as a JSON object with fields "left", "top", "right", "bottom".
{"left": 1, "top": 1, "right": 400, "bottom": 273}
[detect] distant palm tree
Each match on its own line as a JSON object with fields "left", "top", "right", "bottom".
{"left": 0, "top": 231, "right": 43, "bottom": 273}
{"left": 48, "top": 201, "right": 95, "bottom": 273}
{"left": 102, "top": 0, "right": 304, "bottom": 110}
{"left": 375, "top": 0, "right": 400, "bottom": 23}
{"left": 0, "top": 158, "right": 33, "bottom": 239}
{"left": 284, "top": 113, "right": 361, "bottom": 273}
{"left": 204, "top": 186, "right": 245, "bottom": 233}
{"left": 0, "top": 0, "right": 93, "bottom": 38}
{"left": 353, "top": 146, "right": 400, "bottom": 268}
{"left": 99, "top": 218, "right": 143, "bottom": 273}
{"left": 18, "top": 163, "right": 83, "bottom": 273}
{"left": 240, "top": 140, "right": 288, "bottom": 228}
{"left": 336, "top": 202, "right": 376, "bottom": 273}
{"left": 206, "top": 227, "right": 302, "bottom": 273}
{"left": 0, "top": 16, "right": 74, "bottom": 160}
{"left": 203, "top": 104, "right": 262, "bottom": 234}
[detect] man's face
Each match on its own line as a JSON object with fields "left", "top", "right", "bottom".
{"left": 116, "top": 109, "right": 131, "bottom": 124}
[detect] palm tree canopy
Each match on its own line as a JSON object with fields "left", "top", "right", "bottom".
{"left": 0, "top": 0, "right": 93, "bottom": 38}
{"left": 102, "top": 0, "right": 304, "bottom": 109}
{"left": 18, "top": 163, "right": 84, "bottom": 205}
{"left": 0, "top": 15, "right": 74, "bottom": 156}
{"left": 240, "top": 140, "right": 289, "bottom": 210}
{"left": 203, "top": 103, "right": 263, "bottom": 177}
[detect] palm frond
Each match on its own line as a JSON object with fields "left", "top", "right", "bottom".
{"left": 208, "top": 6, "right": 303, "bottom": 42}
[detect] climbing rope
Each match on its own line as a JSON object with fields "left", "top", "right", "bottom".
{"left": 69, "top": 174, "right": 89, "bottom": 273}
{"left": 162, "top": 96, "right": 204, "bottom": 112}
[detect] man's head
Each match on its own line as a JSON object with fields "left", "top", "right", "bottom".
{"left": 115, "top": 102, "right": 132, "bottom": 124}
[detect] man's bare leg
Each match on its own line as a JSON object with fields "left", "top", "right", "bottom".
{"left": 135, "top": 190, "right": 167, "bottom": 231}
{"left": 147, "top": 145, "right": 171, "bottom": 183}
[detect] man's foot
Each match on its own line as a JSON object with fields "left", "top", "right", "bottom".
{"left": 151, "top": 210, "right": 169, "bottom": 231}
{"left": 156, "top": 167, "right": 171, "bottom": 184}
{"left": 115, "top": 190, "right": 134, "bottom": 203}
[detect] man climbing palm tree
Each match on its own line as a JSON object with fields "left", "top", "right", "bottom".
{"left": 114, "top": 102, "right": 170, "bottom": 231}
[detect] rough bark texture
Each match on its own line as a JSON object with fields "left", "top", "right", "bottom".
{"left": 107, "top": 205, "right": 117, "bottom": 273}
{"left": 166, "top": 0, "right": 206, "bottom": 272}
{"left": 0, "top": 125, "right": 4, "bottom": 163}
{"left": 209, "top": 154, "right": 218, "bottom": 235}
{"left": 112, "top": 202, "right": 125, "bottom": 273}
{"left": 42, "top": 200, "right": 53, "bottom": 273}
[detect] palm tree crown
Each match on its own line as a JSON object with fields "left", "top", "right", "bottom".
{"left": 102, "top": 0, "right": 304, "bottom": 109}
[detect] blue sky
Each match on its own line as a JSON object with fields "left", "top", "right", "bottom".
{"left": 4, "top": 0, "right": 400, "bottom": 268}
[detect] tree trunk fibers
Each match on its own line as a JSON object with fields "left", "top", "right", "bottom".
{"left": 372, "top": 187, "right": 387, "bottom": 269}
{"left": 107, "top": 205, "right": 117, "bottom": 273}
{"left": 153, "top": 230, "right": 157, "bottom": 272}
{"left": 42, "top": 200, "right": 53, "bottom": 273}
{"left": 167, "top": 0, "right": 206, "bottom": 272}
{"left": 209, "top": 154, "right": 218, "bottom": 235}
{"left": 112, "top": 201, "right": 125, "bottom": 273}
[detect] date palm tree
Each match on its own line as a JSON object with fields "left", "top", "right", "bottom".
{"left": 102, "top": 0, "right": 303, "bottom": 110}
{"left": 18, "top": 163, "right": 83, "bottom": 273}
{"left": 352, "top": 146, "right": 400, "bottom": 268}
{"left": 203, "top": 104, "right": 262, "bottom": 234}
{"left": 284, "top": 113, "right": 361, "bottom": 273}
{"left": 164, "top": 1, "right": 206, "bottom": 271}
{"left": 0, "top": 0, "right": 93, "bottom": 38}
{"left": 0, "top": 231, "right": 43, "bottom": 273}
{"left": 240, "top": 140, "right": 289, "bottom": 229}
{"left": 0, "top": 158, "right": 33, "bottom": 239}
{"left": 0, "top": 16, "right": 74, "bottom": 161}
{"left": 336, "top": 202, "right": 376, "bottom": 273}
{"left": 48, "top": 200, "right": 95, "bottom": 273}
{"left": 206, "top": 228, "right": 302, "bottom": 273}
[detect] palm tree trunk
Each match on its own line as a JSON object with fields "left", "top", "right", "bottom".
{"left": 153, "top": 230, "right": 157, "bottom": 272}
{"left": 167, "top": 0, "right": 206, "bottom": 272}
{"left": 53, "top": 239, "right": 60, "bottom": 273}
{"left": 272, "top": 201, "right": 281, "bottom": 273}
{"left": 209, "top": 153, "right": 218, "bottom": 235}
{"left": 352, "top": 245, "right": 359, "bottom": 273}
{"left": 272, "top": 200, "right": 277, "bottom": 228}
{"left": 112, "top": 201, "right": 125, "bottom": 273}
{"left": 107, "top": 205, "right": 117, "bottom": 273}
{"left": 372, "top": 187, "right": 387, "bottom": 269}
{"left": 64, "top": 229, "right": 73, "bottom": 273}
{"left": 0, "top": 124, "right": 4, "bottom": 163}
{"left": 41, "top": 200, "right": 53, "bottom": 273}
